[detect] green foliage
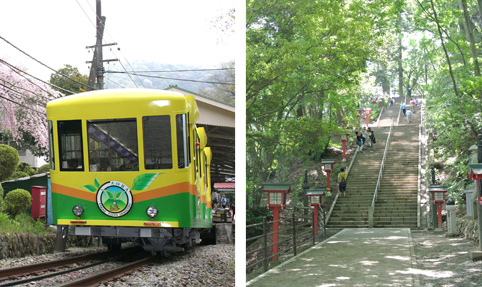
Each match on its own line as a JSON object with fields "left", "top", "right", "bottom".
{"left": 16, "top": 162, "right": 34, "bottom": 176}
{"left": 246, "top": 0, "right": 399, "bottom": 207}
{"left": 0, "top": 212, "right": 52, "bottom": 235}
{"left": 36, "top": 164, "right": 51, "bottom": 174}
{"left": 9, "top": 171, "right": 29, "bottom": 180}
{"left": 0, "top": 183, "right": 3, "bottom": 201}
{"left": 2, "top": 189, "right": 32, "bottom": 216}
{"left": 247, "top": 205, "right": 272, "bottom": 242}
{"left": 49, "top": 64, "right": 88, "bottom": 94}
{"left": 0, "top": 144, "right": 20, "bottom": 181}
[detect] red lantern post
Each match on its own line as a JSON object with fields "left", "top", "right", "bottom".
{"left": 364, "top": 108, "right": 372, "bottom": 128}
{"left": 307, "top": 189, "right": 325, "bottom": 235}
{"left": 341, "top": 133, "right": 350, "bottom": 162}
{"left": 469, "top": 164, "right": 482, "bottom": 205}
{"left": 262, "top": 183, "right": 292, "bottom": 262}
{"left": 321, "top": 159, "right": 336, "bottom": 194}
{"left": 469, "top": 162, "right": 482, "bottom": 256}
{"left": 428, "top": 186, "right": 448, "bottom": 231}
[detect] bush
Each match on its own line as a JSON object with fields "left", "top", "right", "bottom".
{"left": 36, "top": 164, "right": 51, "bottom": 174}
{"left": 0, "top": 212, "right": 52, "bottom": 235}
{"left": 9, "top": 171, "right": 29, "bottom": 180}
{"left": 17, "top": 162, "right": 35, "bottom": 176}
{"left": 3, "top": 189, "right": 32, "bottom": 216}
{"left": 0, "top": 183, "right": 3, "bottom": 201}
{"left": 0, "top": 145, "right": 19, "bottom": 181}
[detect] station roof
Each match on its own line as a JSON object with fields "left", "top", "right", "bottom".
{"left": 165, "top": 85, "right": 235, "bottom": 183}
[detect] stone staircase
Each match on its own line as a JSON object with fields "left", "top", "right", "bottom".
{"left": 327, "top": 98, "right": 421, "bottom": 229}
{"left": 373, "top": 126, "right": 419, "bottom": 227}
{"left": 327, "top": 127, "right": 389, "bottom": 228}
{"left": 373, "top": 104, "right": 420, "bottom": 228}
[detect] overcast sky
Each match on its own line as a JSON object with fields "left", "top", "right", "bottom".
{"left": 0, "top": 0, "right": 235, "bottom": 81}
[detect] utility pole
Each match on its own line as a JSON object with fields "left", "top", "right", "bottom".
{"left": 86, "top": 0, "right": 118, "bottom": 91}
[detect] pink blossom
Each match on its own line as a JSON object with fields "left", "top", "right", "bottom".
{"left": 0, "top": 61, "right": 63, "bottom": 155}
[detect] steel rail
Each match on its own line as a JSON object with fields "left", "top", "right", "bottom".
{"left": 0, "top": 259, "right": 108, "bottom": 287}
{"left": 59, "top": 256, "right": 156, "bottom": 287}
{"left": 0, "top": 246, "right": 141, "bottom": 284}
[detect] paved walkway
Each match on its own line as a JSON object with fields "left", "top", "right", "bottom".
{"left": 247, "top": 228, "right": 419, "bottom": 286}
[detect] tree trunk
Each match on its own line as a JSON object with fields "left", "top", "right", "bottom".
{"left": 430, "top": 0, "right": 460, "bottom": 97}
{"left": 398, "top": 12, "right": 404, "bottom": 99}
{"left": 459, "top": 0, "right": 481, "bottom": 77}
{"left": 477, "top": 0, "right": 482, "bottom": 28}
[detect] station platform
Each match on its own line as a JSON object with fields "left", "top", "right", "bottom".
{"left": 247, "top": 228, "right": 419, "bottom": 286}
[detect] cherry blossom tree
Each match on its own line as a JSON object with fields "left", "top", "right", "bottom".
{"left": 0, "top": 60, "right": 62, "bottom": 156}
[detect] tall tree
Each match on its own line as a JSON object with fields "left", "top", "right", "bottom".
{"left": 49, "top": 64, "right": 88, "bottom": 94}
{"left": 246, "top": 0, "right": 398, "bottom": 206}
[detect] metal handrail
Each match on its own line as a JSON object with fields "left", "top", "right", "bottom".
{"left": 326, "top": 142, "right": 359, "bottom": 223}
{"left": 369, "top": 118, "right": 394, "bottom": 226}
{"left": 246, "top": 205, "right": 326, "bottom": 275}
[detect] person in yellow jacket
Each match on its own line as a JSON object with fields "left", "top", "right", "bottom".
{"left": 338, "top": 168, "right": 347, "bottom": 197}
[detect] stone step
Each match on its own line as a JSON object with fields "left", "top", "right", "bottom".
{"left": 333, "top": 205, "right": 371, "bottom": 210}
{"left": 327, "top": 221, "right": 369, "bottom": 228}
{"left": 377, "top": 198, "right": 418, "bottom": 201}
{"left": 373, "top": 208, "right": 417, "bottom": 213}
{"left": 380, "top": 185, "right": 418, "bottom": 189}
{"left": 372, "top": 217, "right": 417, "bottom": 222}
{"left": 374, "top": 223, "right": 417, "bottom": 228}
{"left": 375, "top": 205, "right": 417, "bottom": 208}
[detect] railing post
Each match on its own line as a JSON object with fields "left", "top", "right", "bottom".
{"left": 368, "top": 206, "right": 374, "bottom": 228}
{"left": 263, "top": 216, "right": 268, "bottom": 271}
{"left": 292, "top": 209, "right": 297, "bottom": 256}
{"left": 312, "top": 207, "right": 316, "bottom": 245}
{"left": 322, "top": 207, "right": 326, "bottom": 237}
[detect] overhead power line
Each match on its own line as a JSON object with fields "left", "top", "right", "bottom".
{"left": 0, "top": 82, "right": 47, "bottom": 106}
{"left": 0, "top": 35, "right": 95, "bottom": 90}
{"left": 0, "top": 59, "right": 72, "bottom": 95}
{"left": 0, "top": 93, "right": 45, "bottom": 115}
{"left": 123, "top": 68, "right": 235, "bottom": 73}
{"left": 105, "top": 71, "right": 235, "bottom": 85}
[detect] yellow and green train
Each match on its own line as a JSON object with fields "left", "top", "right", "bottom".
{"left": 46, "top": 89, "right": 212, "bottom": 252}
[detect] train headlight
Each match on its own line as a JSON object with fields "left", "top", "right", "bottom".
{"left": 72, "top": 205, "right": 84, "bottom": 217}
{"left": 146, "top": 206, "right": 158, "bottom": 218}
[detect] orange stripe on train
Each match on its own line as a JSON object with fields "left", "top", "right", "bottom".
{"left": 51, "top": 183, "right": 96, "bottom": 202}
{"left": 51, "top": 182, "right": 198, "bottom": 203}
{"left": 133, "top": 182, "right": 196, "bottom": 202}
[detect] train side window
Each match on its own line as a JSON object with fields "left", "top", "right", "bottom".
{"left": 176, "top": 114, "right": 190, "bottom": 168}
{"left": 87, "top": 119, "right": 139, "bottom": 172}
{"left": 193, "top": 130, "right": 199, "bottom": 176}
{"left": 48, "top": 121, "right": 55, "bottom": 170}
{"left": 143, "top": 115, "right": 172, "bottom": 169}
{"left": 203, "top": 153, "right": 208, "bottom": 190}
{"left": 58, "top": 120, "right": 84, "bottom": 171}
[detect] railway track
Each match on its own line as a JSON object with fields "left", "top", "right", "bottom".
{"left": 0, "top": 246, "right": 151, "bottom": 286}
{"left": 59, "top": 256, "right": 156, "bottom": 286}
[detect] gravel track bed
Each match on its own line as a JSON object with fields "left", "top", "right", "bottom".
{"left": 411, "top": 230, "right": 482, "bottom": 286}
{"left": 0, "top": 246, "right": 107, "bottom": 270}
{"left": 0, "top": 244, "right": 234, "bottom": 286}
{"left": 102, "top": 244, "right": 235, "bottom": 287}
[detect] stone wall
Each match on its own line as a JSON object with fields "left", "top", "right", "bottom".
{"left": 0, "top": 233, "right": 56, "bottom": 259}
{"left": 457, "top": 218, "right": 480, "bottom": 243}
